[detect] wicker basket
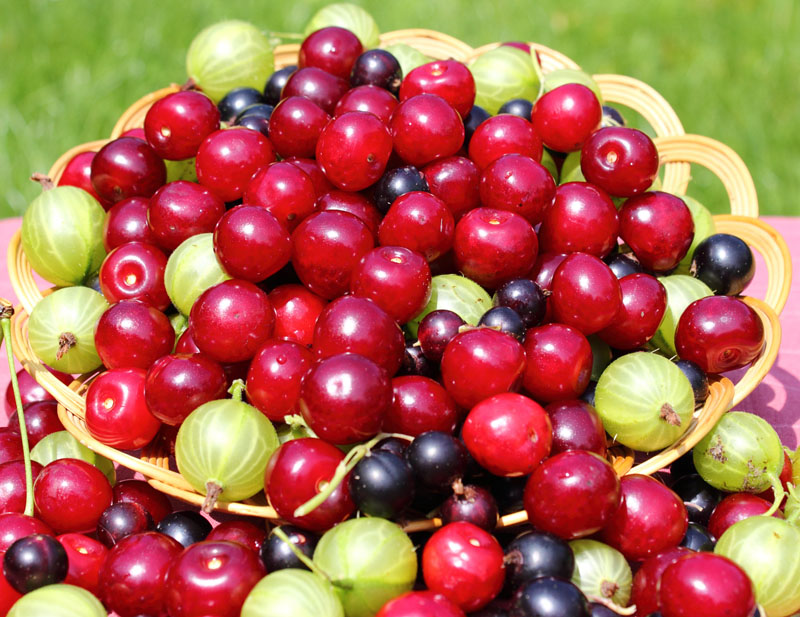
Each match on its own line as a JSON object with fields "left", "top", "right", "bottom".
{"left": 7, "top": 29, "right": 791, "bottom": 532}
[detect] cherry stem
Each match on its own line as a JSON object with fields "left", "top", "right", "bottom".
{"left": 228, "top": 379, "right": 245, "bottom": 402}
{"left": 586, "top": 594, "right": 636, "bottom": 615}
{"left": 271, "top": 526, "right": 331, "bottom": 582}
{"left": 0, "top": 304, "right": 34, "bottom": 517}
{"left": 763, "top": 472, "right": 785, "bottom": 518}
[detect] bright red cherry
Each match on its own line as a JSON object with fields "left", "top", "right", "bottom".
{"left": 453, "top": 207, "right": 538, "bottom": 289}
{"left": 268, "top": 284, "right": 327, "bottom": 346}
{"left": 400, "top": 60, "right": 476, "bottom": 118}
{"left": 581, "top": 127, "right": 659, "bottom": 197}
{"left": 57, "top": 533, "right": 108, "bottom": 596}
{"left": 206, "top": 520, "right": 266, "bottom": 554}
{"left": 383, "top": 376, "right": 459, "bottom": 436}
{"left": 629, "top": 547, "right": 692, "bottom": 616}
{"left": 599, "top": 474, "right": 688, "bottom": 561}
{"left": 195, "top": 128, "right": 276, "bottom": 202}
{"left": 103, "top": 196, "right": 157, "bottom": 251}
{"left": 265, "top": 437, "right": 355, "bottom": 531}
{"left": 597, "top": 273, "right": 667, "bottom": 349}
{"left": 378, "top": 191, "right": 455, "bottom": 262}
{"left": 317, "top": 190, "right": 382, "bottom": 240}
{"left": 545, "top": 399, "right": 607, "bottom": 457}
{"left": 291, "top": 210, "right": 375, "bottom": 299}
{"left": 214, "top": 205, "right": 291, "bottom": 281}
{"left": 91, "top": 137, "right": 166, "bottom": 203}
{"left": 299, "top": 26, "right": 363, "bottom": 78}
{"left": 478, "top": 154, "right": 556, "bottom": 225}
{"left": 144, "top": 90, "right": 220, "bottom": 160}
{"left": 524, "top": 450, "right": 621, "bottom": 540}
{"left": 58, "top": 150, "right": 112, "bottom": 209}
{"left": 537, "top": 182, "right": 619, "bottom": 257}
{"left": 243, "top": 161, "right": 317, "bottom": 232}
{"left": 422, "top": 156, "right": 481, "bottom": 222}
{"left": 286, "top": 157, "right": 334, "bottom": 197}
{"left": 5, "top": 401, "right": 61, "bottom": 448}
{"left": 422, "top": 521, "right": 505, "bottom": 612}
{"left": 0, "top": 460, "right": 44, "bottom": 513}
{"left": 94, "top": 300, "right": 174, "bottom": 369}
{"left": 316, "top": 111, "right": 393, "bottom": 190}
{"left": 99, "top": 241, "right": 170, "bottom": 310}
{"left": 147, "top": 180, "right": 225, "bottom": 251}
{"left": 708, "top": 493, "right": 782, "bottom": 540}
{"left": 85, "top": 367, "right": 161, "bottom": 450}
{"left": 522, "top": 323, "right": 592, "bottom": 404}
{"left": 189, "top": 280, "right": 275, "bottom": 363}
{"left": 531, "top": 83, "right": 602, "bottom": 152}
{"left": 334, "top": 85, "right": 398, "bottom": 124}
{"left": 269, "top": 97, "right": 330, "bottom": 159}
{"left": 675, "top": 296, "right": 764, "bottom": 373}
{"left": 282, "top": 67, "right": 349, "bottom": 115}
{"left": 390, "top": 94, "right": 464, "bottom": 167}
{"left": 440, "top": 328, "right": 526, "bottom": 409}
{"left": 246, "top": 339, "right": 313, "bottom": 422}
{"left": 463, "top": 392, "right": 552, "bottom": 477}
{"left": 376, "top": 590, "right": 466, "bottom": 617}
{"left": 468, "top": 114, "right": 542, "bottom": 170}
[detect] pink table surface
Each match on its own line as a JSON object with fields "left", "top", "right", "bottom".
{"left": 1, "top": 216, "right": 798, "bottom": 447}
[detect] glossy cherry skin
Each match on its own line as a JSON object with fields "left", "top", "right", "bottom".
{"left": 145, "top": 353, "right": 227, "bottom": 425}
{"left": 0, "top": 568, "right": 20, "bottom": 614}
{"left": 206, "top": 520, "right": 266, "bottom": 554}
{"left": 58, "top": 150, "right": 112, "bottom": 209}
{"left": 299, "top": 353, "right": 392, "bottom": 444}
{"left": 57, "top": 533, "right": 108, "bottom": 595}
{"left": 213, "top": 206, "right": 291, "bottom": 282}
{"left": 417, "top": 309, "right": 466, "bottom": 363}
{"left": 599, "top": 474, "right": 688, "bottom": 561}
{"left": 316, "top": 111, "right": 393, "bottom": 190}
{"left": 317, "top": 190, "right": 382, "bottom": 240}
{"left": 189, "top": 279, "right": 275, "bottom": 363}
{"left": 580, "top": 127, "right": 659, "bottom": 197}
{"left": 283, "top": 66, "right": 349, "bottom": 115}
{"left": 98, "top": 531, "right": 183, "bottom": 617}
{"left": 531, "top": 83, "right": 602, "bottom": 152}
{"left": 677, "top": 296, "right": 764, "bottom": 375}
{"left": 246, "top": 339, "right": 313, "bottom": 422}
{"left": 3, "top": 367, "right": 71, "bottom": 420}
{"left": 85, "top": 368, "right": 161, "bottom": 450}
{"left": 350, "top": 246, "right": 432, "bottom": 324}
{"left": 378, "top": 191, "right": 455, "bottom": 262}
{"left": 291, "top": 210, "right": 375, "bottom": 299}
{"left": 104, "top": 196, "right": 157, "bottom": 251}
{"left": 479, "top": 154, "right": 556, "bottom": 225}
{"left": 350, "top": 49, "right": 402, "bottom": 93}
{"left": 400, "top": 60, "right": 476, "bottom": 118}
{"left": 156, "top": 511, "right": 212, "bottom": 547}
{"left": 164, "top": 540, "right": 265, "bottom": 617}
{"left": 298, "top": 26, "right": 363, "bottom": 78}
{"left": 265, "top": 437, "right": 355, "bottom": 532}
{"left": 454, "top": 207, "right": 538, "bottom": 289}
{"left": 440, "top": 328, "right": 526, "bottom": 409}
{"left": 97, "top": 502, "right": 155, "bottom": 547}
{"left": 99, "top": 241, "right": 170, "bottom": 310}
{"left": 94, "top": 300, "right": 174, "bottom": 370}
{"left": 522, "top": 323, "right": 592, "bottom": 403}
{"left": 463, "top": 392, "right": 552, "bottom": 477}
{"left": 268, "top": 284, "right": 327, "bottom": 346}
{"left": 422, "top": 521, "right": 505, "bottom": 612}
{"left": 91, "top": 137, "right": 166, "bottom": 203}
{"left": 243, "top": 161, "right": 317, "bottom": 232}
{"left": 147, "top": 180, "right": 225, "bottom": 251}
{"left": 524, "top": 450, "right": 621, "bottom": 540}
{"left": 0, "top": 429, "right": 22, "bottom": 465}
{"left": 34, "top": 458, "right": 113, "bottom": 534}
{"left": 597, "top": 273, "right": 667, "bottom": 350}
{"left": 5, "top": 400, "right": 61, "bottom": 448}
{"left": 629, "top": 547, "right": 692, "bottom": 617}
{"left": 423, "top": 156, "right": 481, "bottom": 222}
{"left": 545, "top": 400, "right": 607, "bottom": 457}
{"left": 0, "top": 460, "right": 44, "bottom": 513}
{"left": 468, "top": 114, "right": 543, "bottom": 170}
{"left": 390, "top": 94, "right": 464, "bottom": 167}
{"left": 268, "top": 97, "right": 330, "bottom": 159}
{"left": 376, "top": 590, "right": 467, "bottom": 617}
{"left": 538, "top": 182, "right": 619, "bottom": 257}
{"left": 619, "top": 191, "right": 694, "bottom": 271}
{"left": 550, "top": 252, "right": 622, "bottom": 335}
{"left": 144, "top": 90, "right": 220, "bottom": 160}
{"left": 708, "top": 493, "right": 781, "bottom": 539}
{"left": 658, "top": 553, "right": 755, "bottom": 617}
{"left": 113, "top": 479, "right": 173, "bottom": 524}
{"left": 195, "top": 128, "right": 276, "bottom": 202}
{"left": 0, "top": 513, "right": 53, "bottom": 556}
{"left": 383, "top": 376, "right": 459, "bottom": 436}
{"left": 334, "top": 85, "right": 398, "bottom": 124}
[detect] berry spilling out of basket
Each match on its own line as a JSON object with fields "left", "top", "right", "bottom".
{"left": 2, "top": 4, "right": 795, "bottom": 617}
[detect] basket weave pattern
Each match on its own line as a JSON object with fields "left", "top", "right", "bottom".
{"left": 7, "top": 29, "right": 792, "bottom": 530}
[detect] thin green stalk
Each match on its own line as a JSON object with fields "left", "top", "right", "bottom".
{"left": 0, "top": 305, "right": 34, "bottom": 516}
{"left": 272, "top": 527, "right": 330, "bottom": 582}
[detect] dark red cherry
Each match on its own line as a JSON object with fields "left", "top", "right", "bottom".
{"left": 103, "top": 196, "right": 157, "bottom": 251}
{"left": 479, "top": 154, "right": 556, "bottom": 225}
{"left": 58, "top": 150, "right": 112, "bottom": 209}
{"left": 531, "top": 83, "right": 602, "bottom": 153}
{"left": 243, "top": 161, "right": 317, "bottom": 232}
{"left": 350, "top": 49, "right": 402, "bottom": 94}
{"left": 417, "top": 309, "right": 466, "bottom": 363}
{"left": 3, "top": 367, "right": 71, "bottom": 421}
{"left": 422, "top": 156, "right": 481, "bottom": 222}
{"left": 57, "top": 533, "right": 108, "bottom": 595}
{"left": 147, "top": 180, "right": 225, "bottom": 251}
{"left": 283, "top": 67, "right": 349, "bottom": 115}
{"left": 144, "top": 90, "right": 220, "bottom": 160}
{"left": 113, "top": 479, "right": 173, "bottom": 524}
{"left": 0, "top": 513, "right": 53, "bottom": 556}
{"left": 334, "top": 85, "right": 398, "bottom": 124}
{"left": 268, "top": 96, "right": 330, "bottom": 159}
{"left": 99, "top": 241, "right": 170, "bottom": 310}
{"left": 317, "top": 190, "right": 382, "bottom": 240}
{"left": 214, "top": 205, "right": 291, "bottom": 281}
{"left": 206, "top": 520, "right": 266, "bottom": 554}
{"left": 268, "top": 284, "right": 327, "bottom": 346}
{"left": 0, "top": 429, "right": 22, "bottom": 465}
{"left": 439, "top": 484, "right": 498, "bottom": 531}
{"left": 390, "top": 94, "right": 464, "bottom": 167}
{"left": 299, "top": 26, "right": 363, "bottom": 79}
{"left": 94, "top": 300, "right": 174, "bottom": 370}
{"left": 629, "top": 547, "right": 692, "bottom": 617}
{"left": 246, "top": 339, "right": 313, "bottom": 422}
{"left": 91, "top": 137, "right": 166, "bottom": 203}
{"left": 378, "top": 191, "right": 455, "bottom": 263}
{"left": 597, "top": 272, "right": 667, "bottom": 349}
{"left": 383, "top": 376, "right": 459, "bottom": 436}
{"left": 468, "top": 114, "right": 542, "bottom": 170}
{"left": 545, "top": 400, "right": 607, "bottom": 457}
{"left": 580, "top": 127, "right": 659, "bottom": 197}
{"left": 400, "top": 60, "right": 476, "bottom": 118}
{"left": 5, "top": 400, "right": 61, "bottom": 448}
{"left": 0, "top": 460, "right": 44, "bottom": 513}
{"left": 522, "top": 323, "right": 593, "bottom": 403}
{"left": 97, "top": 502, "right": 155, "bottom": 547}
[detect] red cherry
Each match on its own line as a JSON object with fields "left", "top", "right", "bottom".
{"left": 0, "top": 429, "right": 22, "bottom": 465}
{"left": 383, "top": 376, "right": 459, "bottom": 436}
{"left": 0, "top": 512, "right": 53, "bottom": 556}
{"left": 195, "top": 128, "right": 276, "bottom": 202}
{"left": 286, "top": 157, "right": 334, "bottom": 197}
{"left": 3, "top": 367, "right": 71, "bottom": 421}
{"left": 57, "top": 533, "right": 108, "bottom": 596}
{"left": 91, "top": 137, "right": 166, "bottom": 203}
{"left": 674, "top": 296, "right": 765, "bottom": 373}
{"left": 545, "top": 399, "right": 607, "bottom": 457}
{"left": 113, "top": 479, "right": 173, "bottom": 524}
{"left": 524, "top": 450, "right": 621, "bottom": 540}
{"left": 144, "top": 90, "right": 220, "bottom": 160}
{"left": 214, "top": 205, "right": 291, "bottom": 281}
{"left": 316, "top": 111, "right": 393, "bottom": 190}
{"left": 269, "top": 98, "right": 331, "bottom": 159}
{"left": 334, "top": 85, "right": 398, "bottom": 124}
{"left": 462, "top": 392, "right": 552, "bottom": 477}
{"left": 376, "top": 590, "right": 466, "bottom": 617}
{"left": 299, "top": 26, "right": 363, "bottom": 80}
{"left": 317, "top": 190, "right": 382, "bottom": 240}
{"left": 708, "top": 493, "right": 782, "bottom": 539}
{"left": 390, "top": 94, "right": 464, "bottom": 166}
{"left": 243, "top": 161, "right": 317, "bottom": 232}
{"left": 5, "top": 401, "right": 61, "bottom": 448}
{"left": 147, "top": 180, "right": 225, "bottom": 251}
{"left": 378, "top": 191, "right": 455, "bottom": 262}
{"left": 246, "top": 339, "right": 313, "bottom": 422}
{"left": 422, "top": 156, "right": 481, "bottom": 222}
{"left": 531, "top": 83, "right": 602, "bottom": 152}
{"left": 478, "top": 154, "right": 555, "bottom": 225}
{"left": 268, "top": 284, "right": 327, "bottom": 346}
{"left": 599, "top": 474, "right": 688, "bottom": 561}
{"left": 94, "top": 300, "right": 174, "bottom": 370}
{"left": 282, "top": 67, "right": 349, "bottom": 115}
{"left": 453, "top": 207, "right": 538, "bottom": 289}
{"left": 58, "top": 150, "right": 112, "bottom": 209}
{"left": 400, "top": 60, "right": 476, "bottom": 118}
{"left": 629, "top": 547, "right": 692, "bottom": 616}
{"left": 103, "top": 196, "right": 157, "bottom": 251}
{"left": 580, "top": 127, "right": 659, "bottom": 197}
{"left": 422, "top": 521, "right": 505, "bottom": 612}
{"left": 99, "top": 241, "right": 170, "bottom": 310}
{"left": 468, "top": 115, "right": 542, "bottom": 170}
{"left": 206, "top": 521, "right": 266, "bottom": 554}
{"left": 440, "top": 328, "right": 526, "bottom": 409}
{"left": 597, "top": 273, "right": 667, "bottom": 350}
{"left": 0, "top": 460, "right": 44, "bottom": 513}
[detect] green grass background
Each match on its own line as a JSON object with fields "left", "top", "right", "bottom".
{"left": 1, "top": 0, "right": 798, "bottom": 218}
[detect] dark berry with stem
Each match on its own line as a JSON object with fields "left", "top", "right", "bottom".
{"left": 405, "top": 431, "right": 469, "bottom": 492}
{"left": 349, "top": 450, "right": 415, "bottom": 519}
{"left": 3, "top": 533, "right": 67, "bottom": 593}
{"left": 440, "top": 484, "right": 498, "bottom": 531}
{"left": 503, "top": 530, "right": 575, "bottom": 589}
{"left": 260, "top": 524, "right": 318, "bottom": 572}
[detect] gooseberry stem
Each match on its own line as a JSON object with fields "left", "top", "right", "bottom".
{"left": 272, "top": 526, "right": 330, "bottom": 582}
{"left": 0, "top": 302, "right": 34, "bottom": 517}
{"left": 763, "top": 472, "right": 785, "bottom": 518}
{"left": 228, "top": 379, "right": 245, "bottom": 402}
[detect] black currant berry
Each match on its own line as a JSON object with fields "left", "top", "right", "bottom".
{"left": 492, "top": 278, "right": 547, "bottom": 328}
{"left": 604, "top": 253, "right": 643, "bottom": 279}
{"left": 218, "top": 87, "right": 265, "bottom": 123}
{"left": 671, "top": 474, "right": 722, "bottom": 526}
{"left": 680, "top": 522, "right": 715, "bottom": 551}
{"left": 3, "top": 534, "right": 68, "bottom": 594}
{"left": 349, "top": 450, "right": 415, "bottom": 518}
{"left": 675, "top": 358, "right": 709, "bottom": 406}
{"left": 155, "top": 510, "right": 212, "bottom": 547}
{"left": 440, "top": 484, "right": 498, "bottom": 531}
{"left": 260, "top": 524, "right": 318, "bottom": 572}
{"left": 498, "top": 98, "right": 534, "bottom": 119}
{"left": 464, "top": 105, "right": 491, "bottom": 147}
{"left": 405, "top": 431, "right": 468, "bottom": 491}
{"left": 263, "top": 65, "right": 297, "bottom": 105}
{"left": 479, "top": 306, "right": 526, "bottom": 342}
{"left": 374, "top": 165, "right": 429, "bottom": 214}
{"left": 350, "top": 50, "right": 402, "bottom": 94}
{"left": 503, "top": 531, "right": 575, "bottom": 590}
{"left": 690, "top": 233, "right": 755, "bottom": 296}
{"left": 510, "top": 576, "right": 589, "bottom": 617}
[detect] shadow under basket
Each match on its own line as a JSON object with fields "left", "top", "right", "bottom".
{"left": 7, "top": 28, "right": 792, "bottom": 531}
